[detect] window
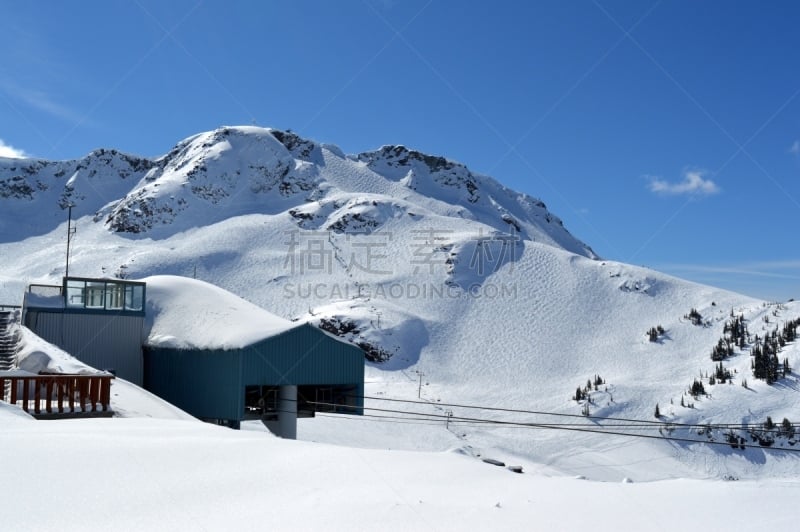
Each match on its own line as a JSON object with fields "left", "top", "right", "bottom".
{"left": 124, "top": 285, "right": 144, "bottom": 311}
{"left": 65, "top": 280, "right": 85, "bottom": 308}
{"left": 105, "top": 283, "right": 124, "bottom": 310}
{"left": 85, "top": 282, "right": 105, "bottom": 308}
{"left": 60, "top": 278, "right": 145, "bottom": 313}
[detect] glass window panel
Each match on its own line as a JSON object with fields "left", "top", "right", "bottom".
{"left": 85, "top": 281, "right": 105, "bottom": 308}
{"left": 105, "top": 283, "right": 124, "bottom": 310}
{"left": 125, "top": 285, "right": 144, "bottom": 311}
{"left": 65, "top": 280, "right": 85, "bottom": 308}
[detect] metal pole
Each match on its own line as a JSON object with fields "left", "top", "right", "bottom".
{"left": 65, "top": 204, "right": 74, "bottom": 279}
{"left": 417, "top": 371, "right": 425, "bottom": 398}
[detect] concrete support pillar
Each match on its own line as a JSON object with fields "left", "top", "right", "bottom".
{"left": 263, "top": 385, "right": 297, "bottom": 439}
{"left": 278, "top": 385, "right": 297, "bottom": 440}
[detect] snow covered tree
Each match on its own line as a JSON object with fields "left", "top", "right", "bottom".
{"left": 685, "top": 308, "right": 703, "bottom": 326}
{"left": 714, "top": 361, "right": 731, "bottom": 383}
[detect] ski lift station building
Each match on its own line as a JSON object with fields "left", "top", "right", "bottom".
{"left": 22, "top": 275, "right": 364, "bottom": 436}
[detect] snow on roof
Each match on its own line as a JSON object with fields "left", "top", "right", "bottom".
{"left": 17, "top": 326, "right": 106, "bottom": 375}
{"left": 142, "top": 275, "right": 296, "bottom": 350}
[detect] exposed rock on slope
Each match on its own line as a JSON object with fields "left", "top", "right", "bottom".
{"left": 0, "top": 126, "right": 595, "bottom": 258}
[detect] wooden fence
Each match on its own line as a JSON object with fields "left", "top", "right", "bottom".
{"left": 1, "top": 374, "right": 114, "bottom": 418}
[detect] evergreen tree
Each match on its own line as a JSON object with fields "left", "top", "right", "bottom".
{"left": 690, "top": 379, "right": 705, "bottom": 397}
{"left": 782, "top": 418, "right": 794, "bottom": 438}
{"left": 686, "top": 308, "right": 703, "bottom": 326}
{"left": 654, "top": 403, "right": 661, "bottom": 418}
{"left": 752, "top": 344, "right": 768, "bottom": 380}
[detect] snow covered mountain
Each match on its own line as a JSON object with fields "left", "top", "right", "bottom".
{"left": 0, "top": 126, "right": 595, "bottom": 257}
{"left": 1, "top": 125, "right": 799, "bottom": 482}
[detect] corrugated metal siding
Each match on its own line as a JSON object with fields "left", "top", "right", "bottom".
{"left": 242, "top": 325, "right": 364, "bottom": 386}
{"left": 144, "top": 348, "right": 241, "bottom": 420}
{"left": 25, "top": 310, "right": 144, "bottom": 385}
{"left": 145, "top": 324, "right": 364, "bottom": 421}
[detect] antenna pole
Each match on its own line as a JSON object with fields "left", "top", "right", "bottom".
{"left": 65, "top": 204, "right": 76, "bottom": 279}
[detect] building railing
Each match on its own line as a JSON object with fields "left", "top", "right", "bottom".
{"left": 27, "top": 284, "right": 63, "bottom": 297}
{"left": 1, "top": 374, "right": 114, "bottom": 418}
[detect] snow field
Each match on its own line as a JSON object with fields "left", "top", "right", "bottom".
{"left": 1, "top": 413, "right": 798, "bottom": 531}
{"left": 2, "top": 125, "right": 800, "bottom": 488}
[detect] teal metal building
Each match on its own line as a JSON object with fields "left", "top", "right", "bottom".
{"left": 22, "top": 276, "right": 365, "bottom": 436}
{"left": 23, "top": 277, "right": 146, "bottom": 384}
{"left": 144, "top": 323, "right": 365, "bottom": 432}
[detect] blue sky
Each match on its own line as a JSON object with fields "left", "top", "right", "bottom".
{"left": 2, "top": 1, "right": 799, "bottom": 300}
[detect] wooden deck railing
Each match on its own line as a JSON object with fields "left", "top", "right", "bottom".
{"left": 1, "top": 374, "right": 114, "bottom": 418}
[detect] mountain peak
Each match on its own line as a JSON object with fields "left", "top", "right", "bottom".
{"left": 0, "top": 125, "right": 596, "bottom": 258}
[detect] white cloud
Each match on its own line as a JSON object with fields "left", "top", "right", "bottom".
{"left": 0, "top": 139, "right": 27, "bottom": 159}
{"left": 648, "top": 170, "right": 719, "bottom": 196}
{"left": 14, "top": 87, "right": 87, "bottom": 124}
{"left": 658, "top": 260, "right": 800, "bottom": 280}
{"left": 0, "top": 81, "right": 91, "bottom": 126}
{"left": 653, "top": 260, "right": 800, "bottom": 301}
{"left": 790, "top": 140, "right": 800, "bottom": 155}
